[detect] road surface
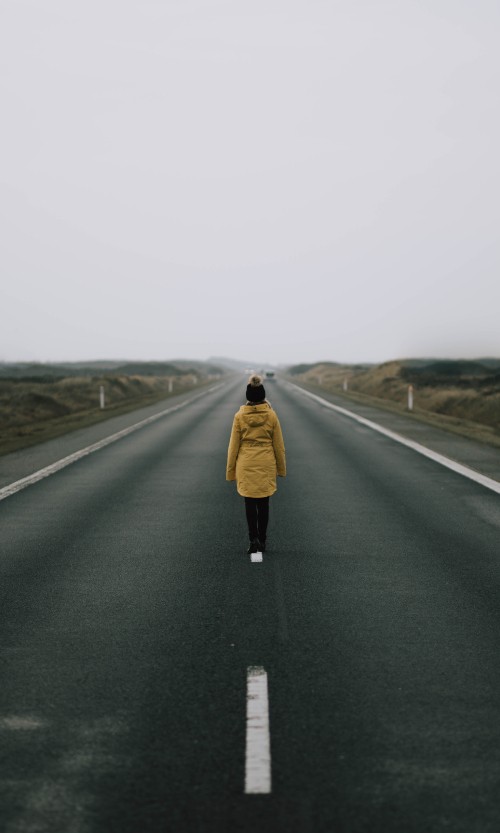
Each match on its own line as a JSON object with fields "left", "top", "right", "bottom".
{"left": 2, "top": 377, "right": 500, "bottom": 832}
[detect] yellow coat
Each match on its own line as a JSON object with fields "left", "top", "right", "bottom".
{"left": 226, "top": 402, "right": 286, "bottom": 498}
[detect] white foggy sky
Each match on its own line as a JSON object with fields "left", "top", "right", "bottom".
{"left": 1, "top": 0, "right": 499, "bottom": 366}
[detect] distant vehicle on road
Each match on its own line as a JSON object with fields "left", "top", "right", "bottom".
{"left": 264, "top": 370, "right": 275, "bottom": 380}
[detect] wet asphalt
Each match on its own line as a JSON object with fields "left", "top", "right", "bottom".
{"left": 2, "top": 377, "right": 500, "bottom": 832}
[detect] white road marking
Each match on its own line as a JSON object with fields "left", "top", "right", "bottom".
{"left": 288, "top": 382, "right": 500, "bottom": 496}
{"left": 251, "top": 551, "right": 263, "bottom": 562}
{"left": 0, "top": 384, "right": 224, "bottom": 503}
{"left": 245, "top": 666, "right": 271, "bottom": 794}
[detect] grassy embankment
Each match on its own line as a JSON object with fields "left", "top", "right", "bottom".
{"left": 0, "top": 361, "right": 224, "bottom": 456}
{"left": 287, "top": 359, "right": 500, "bottom": 449}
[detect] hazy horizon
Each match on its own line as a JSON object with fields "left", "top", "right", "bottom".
{"left": 2, "top": 1, "right": 499, "bottom": 367}
{"left": 2, "top": 352, "right": 500, "bottom": 370}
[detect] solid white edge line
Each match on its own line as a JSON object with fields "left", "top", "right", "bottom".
{"left": 0, "top": 383, "right": 224, "bottom": 503}
{"left": 245, "top": 666, "right": 271, "bottom": 794}
{"left": 287, "top": 381, "right": 500, "bottom": 495}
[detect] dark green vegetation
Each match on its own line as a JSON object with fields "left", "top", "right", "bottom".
{"left": 287, "top": 358, "right": 500, "bottom": 447}
{"left": 0, "top": 360, "right": 225, "bottom": 455}
{"left": 0, "top": 359, "right": 223, "bottom": 380}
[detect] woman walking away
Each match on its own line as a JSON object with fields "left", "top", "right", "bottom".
{"left": 226, "top": 374, "right": 286, "bottom": 554}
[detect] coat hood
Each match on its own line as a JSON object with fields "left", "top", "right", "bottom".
{"left": 240, "top": 402, "right": 271, "bottom": 428}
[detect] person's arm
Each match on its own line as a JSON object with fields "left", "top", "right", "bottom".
{"left": 272, "top": 415, "right": 286, "bottom": 477}
{"left": 226, "top": 415, "right": 240, "bottom": 481}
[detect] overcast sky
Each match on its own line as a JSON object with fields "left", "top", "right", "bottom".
{"left": 1, "top": 0, "right": 499, "bottom": 366}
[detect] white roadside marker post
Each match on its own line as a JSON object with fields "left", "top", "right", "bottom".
{"left": 99, "top": 385, "right": 105, "bottom": 409}
{"left": 408, "top": 384, "right": 414, "bottom": 411}
{"left": 343, "top": 377, "right": 348, "bottom": 392}
{"left": 168, "top": 378, "right": 173, "bottom": 394}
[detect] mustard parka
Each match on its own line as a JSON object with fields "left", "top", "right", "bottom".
{"left": 226, "top": 402, "right": 286, "bottom": 498}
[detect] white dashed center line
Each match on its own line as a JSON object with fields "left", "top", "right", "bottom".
{"left": 245, "top": 666, "right": 271, "bottom": 794}
{"left": 250, "top": 551, "right": 263, "bottom": 563}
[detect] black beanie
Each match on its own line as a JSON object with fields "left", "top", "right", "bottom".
{"left": 246, "top": 373, "right": 266, "bottom": 403}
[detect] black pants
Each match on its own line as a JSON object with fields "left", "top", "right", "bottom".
{"left": 244, "top": 497, "right": 269, "bottom": 542}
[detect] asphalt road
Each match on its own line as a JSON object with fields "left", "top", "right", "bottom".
{"left": 2, "top": 377, "right": 500, "bottom": 832}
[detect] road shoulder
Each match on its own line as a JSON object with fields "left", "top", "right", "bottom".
{"left": 0, "top": 383, "right": 225, "bottom": 491}
{"left": 286, "top": 379, "right": 500, "bottom": 484}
